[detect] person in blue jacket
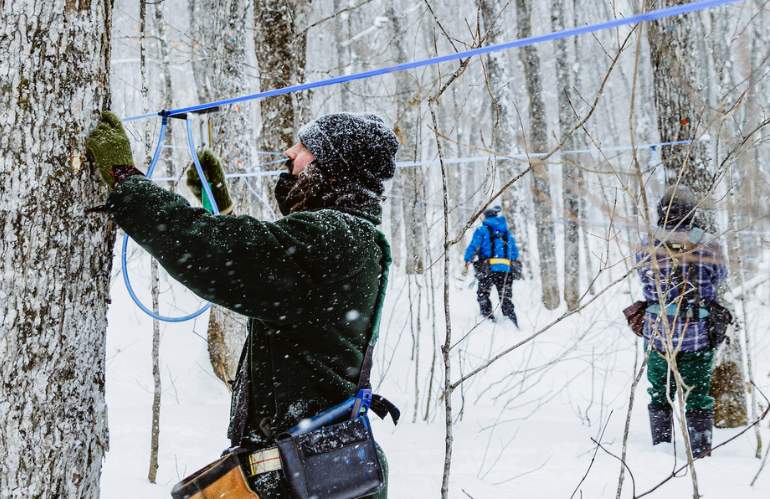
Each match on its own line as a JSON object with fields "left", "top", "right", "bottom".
{"left": 464, "top": 205, "right": 520, "bottom": 327}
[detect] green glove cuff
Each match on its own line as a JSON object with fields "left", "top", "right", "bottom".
{"left": 201, "top": 181, "right": 233, "bottom": 214}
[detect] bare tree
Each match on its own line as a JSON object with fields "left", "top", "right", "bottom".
{"left": 389, "top": 0, "right": 426, "bottom": 274}
{"left": 334, "top": 0, "right": 354, "bottom": 110}
{"left": 0, "top": 1, "right": 114, "bottom": 496}
{"left": 515, "top": 0, "right": 560, "bottom": 310}
{"left": 190, "top": 0, "right": 254, "bottom": 385}
{"left": 551, "top": 0, "right": 581, "bottom": 310}
{"left": 139, "top": 0, "right": 162, "bottom": 483}
{"left": 254, "top": 0, "right": 312, "bottom": 153}
{"left": 477, "top": 0, "right": 521, "bottom": 234}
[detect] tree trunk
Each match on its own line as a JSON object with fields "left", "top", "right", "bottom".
{"left": 140, "top": 0, "right": 162, "bottom": 483}
{"left": 389, "top": 169, "right": 403, "bottom": 268}
{"left": 551, "top": 0, "right": 580, "bottom": 310}
{"left": 154, "top": 0, "right": 176, "bottom": 179}
{"left": 515, "top": 0, "right": 560, "bottom": 310}
{"left": 477, "top": 0, "right": 520, "bottom": 234}
{"left": 647, "top": 0, "right": 747, "bottom": 428}
{"left": 0, "top": 2, "right": 114, "bottom": 496}
{"left": 207, "top": 306, "right": 249, "bottom": 387}
{"left": 333, "top": 0, "right": 353, "bottom": 110}
{"left": 190, "top": 0, "right": 253, "bottom": 386}
{"left": 254, "top": 0, "right": 311, "bottom": 153}
{"left": 389, "top": 0, "right": 425, "bottom": 274}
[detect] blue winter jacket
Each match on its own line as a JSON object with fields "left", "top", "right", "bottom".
{"left": 464, "top": 215, "right": 519, "bottom": 272}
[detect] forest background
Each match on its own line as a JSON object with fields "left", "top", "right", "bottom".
{"left": 1, "top": 0, "right": 769, "bottom": 497}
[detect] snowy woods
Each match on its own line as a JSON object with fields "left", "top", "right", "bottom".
{"left": 1, "top": 0, "right": 769, "bottom": 498}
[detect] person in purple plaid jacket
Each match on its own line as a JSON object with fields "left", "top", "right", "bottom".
{"left": 635, "top": 186, "right": 728, "bottom": 458}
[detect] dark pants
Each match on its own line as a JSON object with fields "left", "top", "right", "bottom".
{"left": 647, "top": 349, "right": 715, "bottom": 412}
{"left": 476, "top": 270, "right": 515, "bottom": 319}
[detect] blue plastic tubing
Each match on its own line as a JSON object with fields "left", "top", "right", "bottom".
{"left": 121, "top": 117, "right": 221, "bottom": 322}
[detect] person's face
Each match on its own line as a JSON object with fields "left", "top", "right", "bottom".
{"left": 284, "top": 142, "right": 316, "bottom": 176}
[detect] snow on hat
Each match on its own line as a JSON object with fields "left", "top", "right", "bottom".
{"left": 298, "top": 112, "right": 399, "bottom": 193}
{"left": 656, "top": 185, "right": 699, "bottom": 228}
{"left": 484, "top": 205, "right": 503, "bottom": 217}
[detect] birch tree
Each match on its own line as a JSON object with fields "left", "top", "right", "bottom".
{"left": 551, "top": 0, "right": 581, "bottom": 310}
{"left": 478, "top": 0, "right": 520, "bottom": 234}
{"left": 0, "top": 1, "right": 114, "bottom": 496}
{"left": 647, "top": 0, "right": 747, "bottom": 428}
{"left": 389, "top": 0, "right": 425, "bottom": 274}
{"left": 138, "top": 0, "right": 163, "bottom": 483}
{"left": 515, "top": 0, "right": 560, "bottom": 310}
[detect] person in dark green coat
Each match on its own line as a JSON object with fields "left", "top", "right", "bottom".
{"left": 86, "top": 111, "right": 399, "bottom": 497}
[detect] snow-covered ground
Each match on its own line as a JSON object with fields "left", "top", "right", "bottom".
{"left": 101, "top": 247, "right": 770, "bottom": 498}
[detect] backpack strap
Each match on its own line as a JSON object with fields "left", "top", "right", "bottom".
{"left": 354, "top": 225, "right": 400, "bottom": 425}
{"left": 355, "top": 227, "right": 390, "bottom": 389}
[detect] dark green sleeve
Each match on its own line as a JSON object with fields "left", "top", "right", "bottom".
{"left": 107, "top": 177, "right": 364, "bottom": 319}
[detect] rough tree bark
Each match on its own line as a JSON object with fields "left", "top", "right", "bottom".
{"left": 190, "top": 0, "right": 253, "bottom": 385}
{"left": 647, "top": 0, "right": 748, "bottom": 428}
{"left": 551, "top": 0, "right": 581, "bottom": 310}
{"left": 477, "top": 0, "right": 521, "bottom": 234}
{"left": 389, "top": 0, "right": 425, "bottom": 274}
{"left": 572, "top": 0, "right": 594, "bottom": 295}
{"left": 0, "top": 1, "right": 114, "bottom": 496}
{"left": 515, "top": 0, "right": 560, "bottom": 310}
{"left": 333, "top": 0, "right": 353, "bottom": 110}
{"left": 254, "top": 0, "right": 311, "bottom": 153}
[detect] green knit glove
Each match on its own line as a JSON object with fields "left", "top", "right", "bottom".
{"left": 185, "top": 148, "right": 233, "bottom": 214}
{"left": 85, "top": 111, "right": 136, "bottom": 188}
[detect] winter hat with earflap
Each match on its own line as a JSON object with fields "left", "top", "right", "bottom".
{"left": 297, "top": 112, "right": 399, "bottom": 194}
{"left": 656, "top": 185, "right": 700, "bottom": 229}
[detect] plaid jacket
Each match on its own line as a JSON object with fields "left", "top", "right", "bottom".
{"left": 635, "top": 227, "right": 727, "bottom": 353}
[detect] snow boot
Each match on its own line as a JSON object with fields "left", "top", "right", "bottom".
{"left": 686, "top": 409, "right": 713, "bottom": 458}
{"left": 648, "top": 404, "right": 672, "bottom": 445}
{"left": 507, "top": 311, "right": 519, "bottom": 329}
{"left": 483, "top": 314, "right": 497, "bottom": 323}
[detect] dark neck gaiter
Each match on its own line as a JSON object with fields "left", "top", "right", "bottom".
{"left": 273, "top": 162, "right": 383, "bottom": 223}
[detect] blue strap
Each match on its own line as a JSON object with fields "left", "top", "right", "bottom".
{"left": 123, "top": 0, "right": 740, "bottom": 122}
{"left": 646, "top": 303, "right": 709, "bottom": 319}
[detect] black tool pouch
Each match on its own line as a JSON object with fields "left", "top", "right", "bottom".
{"left": 277, "top": 416, "right": 383, "bottom": 499}
{"left": 704, "top": 300, "right": 733, "bottom": 349}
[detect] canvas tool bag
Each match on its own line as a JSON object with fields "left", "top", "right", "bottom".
{"left": 170, "top": 446, "right": 275, "bottom": 499}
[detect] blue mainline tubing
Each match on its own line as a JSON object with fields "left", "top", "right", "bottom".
{"left": 122, "top": 0, "right": 740, "bottom": 122}
{"left": 121, "top": 115, "right": 221, "bottom": 322}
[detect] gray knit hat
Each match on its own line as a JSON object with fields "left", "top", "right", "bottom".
{"left": 297, "top": 112, "right": 399, "bottom": 193}
{"left": 656, "top": 185, "right": 699, "bottom": 229}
